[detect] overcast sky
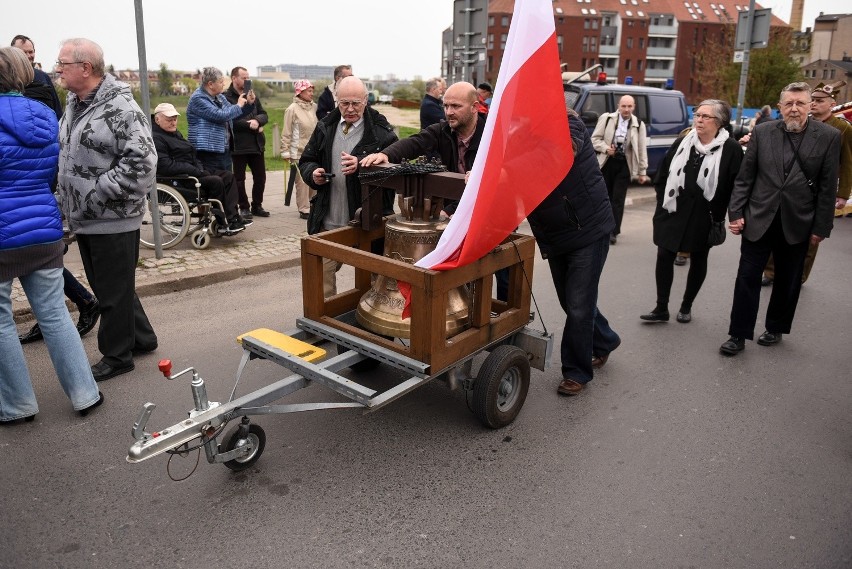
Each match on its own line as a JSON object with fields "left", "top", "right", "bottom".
{"left": 1, "top": 0, "right": 845, "bottom": 81}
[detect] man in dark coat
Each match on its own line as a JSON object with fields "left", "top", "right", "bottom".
{"left": 224, "top": 66, "right": 269, "bottom": 218}
{"left": 316, "top": 64, "right": 353, "bottom": 120}
{"left": 11, "top": 35, "right": 62, "bottom": 118}
{"left": 151, "top": 103, "right": 247, "bottom": 234}
{"left": 525, "top": 110, "right": 621, "bottom": 396}
{"left": 720, "top": 82, "right": 840, "bottom": 356}
{"left": 420, "top": 78, "right": 445, "bottom": 129}
{"left": 299, "top": 76, "right": 398, "bottom": 296}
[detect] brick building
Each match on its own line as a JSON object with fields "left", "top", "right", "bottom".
{"left": 470, "top": 0, "right": 788, "bottom": 103}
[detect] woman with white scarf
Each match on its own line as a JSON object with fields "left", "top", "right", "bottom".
{"left": 640, "top": 99, "right": 743, "bottom": 324}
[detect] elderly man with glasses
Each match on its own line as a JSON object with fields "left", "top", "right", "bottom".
{"left": 298, "top": 75, "right": 398, "bottom": 297}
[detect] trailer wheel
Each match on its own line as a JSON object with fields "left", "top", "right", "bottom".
{"left": 222, "top": 423, "right": 266, "bottom": 471}
{"left": 473, "top": 345, "right": 530, "bottom": 428}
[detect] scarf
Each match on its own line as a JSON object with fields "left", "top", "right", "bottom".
{"left": 662, "top": 127, "right": 729, "bottom": 213}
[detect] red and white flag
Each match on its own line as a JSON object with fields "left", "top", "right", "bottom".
{"left": 415, "top": 0, "right": 573, "bottom": 271}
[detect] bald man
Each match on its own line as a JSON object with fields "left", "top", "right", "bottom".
{"left": 591, "top": 94, "right": 649, "bottom": 244}
{"left": 299, "top": 76, "right": 398, "bottom": 296}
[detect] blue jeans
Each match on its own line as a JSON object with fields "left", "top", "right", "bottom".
{"left": 546, "top": 234, "right": 621, "bottom": 383}
{"left": 0, "top": 268, "right": 99, "bottom": 420}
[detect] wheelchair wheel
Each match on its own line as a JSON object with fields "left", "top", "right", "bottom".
{"left": 140, "top": 184, "right": 190, "bottom": 249}
{"left": 191, "top": 229, "right": 211, "bottom": 250}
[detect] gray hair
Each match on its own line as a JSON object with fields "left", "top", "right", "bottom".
{"left": 425, "top": 78, "right": 440, "bottom": 92}
{"left": 760, "top": 104, "right": 772, "bottom": 116}
{"left": 0, "top": 46, "right": 34, "bottom": 92}
{"left": 60, "top": 38, "right": 105, "bottom": 76}
{"left": 201, "top": 66, "right": 224, "bottom": 86}
{"left": 780, "top": 81, "right": 811, "bottom": 100}
{"left": 333, "top": 64, "right": 352, "bottom": 81}
{"left": 695, "top": 99, "right": 731, "bottom": 127}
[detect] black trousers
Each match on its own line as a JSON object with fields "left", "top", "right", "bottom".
{"left": 232, "top": 153, "right": 267, "bottom": 210}
{"left": 601, "top": 156, "right": 630, "bottom": 235}
{"left": 77, "top": 230, "right": 157, "bottom": 367}
{"left": 198, "top": 170, "right": 239, "bottom": 220}
{"left": 728, "top": 215, "right": 809, "bottom": 340}
{"left": 655, "top": 246, "right": 710, "bottom": 311}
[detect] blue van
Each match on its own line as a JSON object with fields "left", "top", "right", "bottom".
{"left": 563, "top": 78, "right": 689, "bottom": 178}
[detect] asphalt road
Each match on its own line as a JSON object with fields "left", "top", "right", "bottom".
{"left": 2, "top": 204, "right": 850, "bottom": 569}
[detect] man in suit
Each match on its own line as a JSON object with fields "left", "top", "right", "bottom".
{"left": 720, "top": 82, "right": 840, "bottom": 356}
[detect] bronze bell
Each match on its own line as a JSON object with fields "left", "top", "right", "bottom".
{"left": 356, "top": 196, "right": 471, "bottom": 339}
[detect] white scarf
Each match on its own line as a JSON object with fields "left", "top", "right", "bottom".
{"left": 662, "top": 128, "right": 729, "bottom": 213}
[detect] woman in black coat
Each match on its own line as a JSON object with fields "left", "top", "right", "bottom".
{"left": 640, "top": 99, "right": 743, "bottom": 323}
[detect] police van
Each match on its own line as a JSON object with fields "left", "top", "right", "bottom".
{"left": 563, "top": 68, "right": 689, "bottom": 177}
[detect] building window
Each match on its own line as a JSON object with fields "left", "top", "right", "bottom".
{"left": 591, "top": 37, "right": 598, "bottom": 51}
{"left": 502, "top": 16, "right": 509, "bottom": 26}
{"left": 582, "top": 37, "right": 589, "bottom": 52}
{"left": 488, "top": 16, "right": 494, "bottom": 26}
{"left": 639, "top": 37, "right": 645, "bottom": 49}
{"left": 625, "top": 59, "right": 631, "bottom": 70}
{"left": 603, "top": 16, "right": 612, "bottom": 26}
{"left": 830, "top": 69, "right": 836, "bottom": 78}
{"left": 501, "top": 34, "right": 507, "bottom": 50}
{"left": 592, "top": 19, "right": 599, "bottom": 29}
{"left": 823, "top": 69, "right": 828, "bottom": 79}
{"left": 558, "top": 35, "right": 564, "bottom": 52}
{"left": 584, "top": 18, "right": 590, "bottom": 29}
{"left": 627, "top": 37, "right": 633, "bottom": 49}
{"left": 488, "top": 34, "right": 494, "bottom": 49}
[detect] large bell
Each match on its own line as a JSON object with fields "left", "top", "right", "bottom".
{"left": 356, "top": 198, "right": 471, "bottom": 339}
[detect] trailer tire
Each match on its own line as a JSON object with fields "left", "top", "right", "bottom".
{"left": 473, "top": 345, "right": 530, "bottom": 428}
{"left": 222, "top": 423, "right": 266, "bottom": 471}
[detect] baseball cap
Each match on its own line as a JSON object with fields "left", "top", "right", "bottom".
{"left": 153, "top": 102, "right": 180, "bottom": 117}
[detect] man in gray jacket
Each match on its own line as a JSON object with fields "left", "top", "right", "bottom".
{"left": 55, "top": 38, "right": 158, "bottom": 381}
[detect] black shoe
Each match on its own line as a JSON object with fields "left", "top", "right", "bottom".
{"left": 674, "top": 255, "right": 688, "bottom": 266}
{"left": 640, "top": 309, "right": 669, "bottom": 322}
{"left": 91, "top": 360, "right": 135, "bottom": 382}
{"left": 18, "top": 323, "right": 43, "bottom": 344}
{"left": 239, "top": 215, "right": 253, "bottom": 227}
{"left": 610, "top": 233, "right": 617, "bottom": 245}
{"left": 299, "top": 212, "right": 309, "bottom": 220}
{"left": 239, "top": 208, "right": 253, "bottom": 220}
{"left": 676, "top": 311, "right": 692, "bottom": 323}
{"left": 76, "top": 300, "right": 100, "bottom": 337}
{"left": 757, "top": 331, "right": 782, "bottom": 346}
{"left": 251, "top": 205, "right": 271, "bottom": 217}
{"left": 761, "top": 276, "right": 773, "bottom": 287}
{"left": 720, "top": 336, "right": 745, "bottom": 356}
{"left": 224, "top": 218, "right": 246, "bottom": 235}
{"left": 78, "top": 391, "right": 105, "bottom": 417}
{"left": 0, "top": 414, "right": 36, "bottom": 426}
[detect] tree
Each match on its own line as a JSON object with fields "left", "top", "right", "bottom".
{"left": 392, "top": 85, "right": 420, "bottom": 102}
{"left": 695, "top": 27, "right": 803, "bottom": 108}
{"left": 158, "top": 63, "right": 173, "bottom": 96}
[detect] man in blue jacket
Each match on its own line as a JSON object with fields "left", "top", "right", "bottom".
{"left": 526, "top": 110, "right": 622, "bottom": 396}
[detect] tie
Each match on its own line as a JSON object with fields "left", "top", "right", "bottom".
{"left": 342, "top": 123, "right": 350, "bottom": 135}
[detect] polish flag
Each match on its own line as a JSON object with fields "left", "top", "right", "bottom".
{"left": 414, "top": 0, "right": 573, "bottom": 272}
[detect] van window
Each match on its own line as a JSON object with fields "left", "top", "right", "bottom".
{"left": 650, "top": 95, "right": 686, "bottom": 125}
{"left": 614, "top": 93, "right": 649, "bottom": 125}
{"left": 586, "top": 92, "right": 608, "bottom": 117}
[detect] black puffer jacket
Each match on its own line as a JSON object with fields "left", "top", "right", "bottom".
{"left": 223, "top": 85, "right": 268, "bottom": 154}
{"left": 384, "top": 114, "right": 486, "bottom": 174}
{"left": 151, "top": 122, "right": 206, "bottom": 178}
{"left": 526, "top": 113, "right": 616, "bottom": 258}
{"left": 299, "top": 107, "right": 398, "bottom": 235}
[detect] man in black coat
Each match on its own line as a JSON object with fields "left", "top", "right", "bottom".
{"left": 151, "top": 103, "right": 247, "bottom": 234}
{"left": 720, "top": 82, "right": 840, "bottom": 356}
{"left": 420, "top": 78, "right": 445, "bottom": 129}
{"left": 299, "top": 76, "right": 398, "bottom": 296}
{"left": 316, "top": 64, "right": 353, "bottom": 120}
{"left": 224, "top": 66, "right": 269, "bottom": 219}
{"left": 526, "top": 110, "right": 621, "bottom": 396}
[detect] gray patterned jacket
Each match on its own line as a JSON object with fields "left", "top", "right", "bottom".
{"left": 58, "top": 74, "right": 157, "bottom": 234}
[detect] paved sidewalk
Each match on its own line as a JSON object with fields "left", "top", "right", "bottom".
{"left": 11, "top": 172, "right": 655, "bottom": 321}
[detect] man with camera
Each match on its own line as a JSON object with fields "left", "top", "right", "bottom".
{"left": 225, "top": 67, "right": 269, "bottom": 219}
{"left": 298, "top": 76, "right": 398, "bottom": 297}
{"left": 591, "top": 95, "right": 650, "bottom": 244}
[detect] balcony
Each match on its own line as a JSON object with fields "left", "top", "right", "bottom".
{"left": 647, "top": 46, "right": 676, "bottom": 57}
{"left": 644, "top": 67, "right": 673, "bottom": 79}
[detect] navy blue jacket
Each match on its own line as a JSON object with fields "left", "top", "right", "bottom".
{"left": 526, "top": 113, "right": 615, "bottom": 258}
{"left": 420, "top": 94, "right": 445, "bottom": 129}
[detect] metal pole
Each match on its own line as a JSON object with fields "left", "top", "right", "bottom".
{"left": 735, "top": 0, "right": 757, "bottom": 123}
{"left": 134, "top": 0, "right": 162, "bottom": 258}
{"left": 462, "top": 0, "right": 472, "bottom": 83}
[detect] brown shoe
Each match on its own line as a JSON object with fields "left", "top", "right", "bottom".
{"left": 557, "top": 378, "right": 584, "bottom": 396}
{"left": 591, "top": 353, "right": 609, "bottom": 369}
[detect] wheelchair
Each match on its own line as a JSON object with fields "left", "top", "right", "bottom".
{"left": 140, "top": 176, "right": 235, "bottom": 250}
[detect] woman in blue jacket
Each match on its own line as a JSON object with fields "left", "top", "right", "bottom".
{"left": 0, "top": 46, "right": 102, "bottom": 424}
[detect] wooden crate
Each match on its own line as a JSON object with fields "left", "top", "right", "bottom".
{"left": 301, "top": 224, "right": 536, "bottom": 374}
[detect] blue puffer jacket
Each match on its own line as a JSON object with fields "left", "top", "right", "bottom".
{"left": 527, "top": 112, "right": 615, "bottom": 258}
{"left": 0, "top": 93, "right": 62, "bottom": 251}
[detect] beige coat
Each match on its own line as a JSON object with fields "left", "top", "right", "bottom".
{"left": 591, "top": 111, "right": 648, "bottom": 180}
{"left": 280, "top": 97, "right": 318, "bottom": 160}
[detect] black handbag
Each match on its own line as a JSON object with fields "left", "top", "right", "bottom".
{"left": 708, "top": 213, "right": 726, "bottom": 247}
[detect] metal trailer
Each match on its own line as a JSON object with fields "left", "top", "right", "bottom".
{"left": 126, "top": 315, "right": 551, "bottom": 473}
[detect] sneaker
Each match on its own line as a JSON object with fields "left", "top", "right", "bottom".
{"left": 239, "top": 208, "right": 253, "bottom": 220}
{"left": 250, "top": 205, "right": 271, "bottom": 217}
{"left": 226, "top": 218, "right": 246, "bottom": 234}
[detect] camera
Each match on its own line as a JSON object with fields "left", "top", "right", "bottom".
{"left": 322, "top": 172, "right": 336, "bottom": 181}
{"left": 614, "top": 134, "right": 626, "bottom": 158}
{"left": 243, "top": 79, "right": 252, "bottom": 93}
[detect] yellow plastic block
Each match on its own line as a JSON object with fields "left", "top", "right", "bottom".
{"left": 237, "top": 328, "right": 326, "bottom": 362}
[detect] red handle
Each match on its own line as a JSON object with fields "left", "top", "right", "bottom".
{"left": 158, "top": 359, "right": 172, "bottom": 377}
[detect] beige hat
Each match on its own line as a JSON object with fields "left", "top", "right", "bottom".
{"left": 154, "top": 102, "right": 180, "bottom": 117}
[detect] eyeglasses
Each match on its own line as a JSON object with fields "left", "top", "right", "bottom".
{"left": 693, "top": 113, "right": 716, "bottom": 121}
{"left": 338, "top": 100, "right": 364, "bottom": 109}
{"left": 55, "top": 60, "right": 87, "bottom": 69}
